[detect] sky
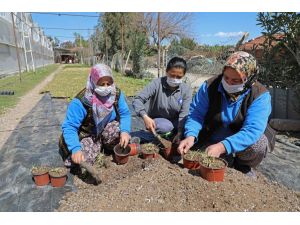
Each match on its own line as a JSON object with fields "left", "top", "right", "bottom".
{"left": 31, "top": 12, "right": 264, "bottom": 46}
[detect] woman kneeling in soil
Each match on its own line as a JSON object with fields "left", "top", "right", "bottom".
{"left": 59, "top": 64, "right": 131, "bottom": 166}
{"left": 132, "top": 57, "right": 192, "bottom": 144}
{"left": 178, "top": 51, "right": 275, "bottom": 177}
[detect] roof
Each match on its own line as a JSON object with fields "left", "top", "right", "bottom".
{"left": 239, "top": 34, "right": 284, "bottom": 51}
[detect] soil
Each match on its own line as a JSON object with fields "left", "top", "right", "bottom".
{"left": 31, "top": 166, "right": 50, "bottom": 176}
{"left": 49, "top": 167, "right": 68, "bottom": 178}
{"left": 115, "top": 145, "right": 130, "bottom": 156}
{"left": 141, "top": 143, "right": 160, "bottom": 154}
{"left": 58, "top": 156, "right": 300, "bottom": 212}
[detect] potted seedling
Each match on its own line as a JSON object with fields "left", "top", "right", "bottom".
{"left": 31, "top": 166, "right": 50, "bottom": 186}
{"left": 141, "top": 143, "right": 160, "bottom": 159}
{"left": 113, "top": 144, "right": 131, "bottom": 164}
{"left": 198, "top": 152, "right": 227, "bottom": 182}
{"left": 183, "top": 151, "right": 201, "bottom": 169}
{"left": 49, "top": 167, "right": 68, "bottom": 187}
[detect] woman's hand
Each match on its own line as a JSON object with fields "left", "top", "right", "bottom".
{"left": 177, "top": 136, "right": 195, "bottom": 154}
{"left": 206, "top": 142, "right": 226, "bottom": 157}
{"left": 71, "top": 150, "right": 85, "bottom": 164}
{"left": 120, "top": 132, "right": 130, "bottom": 148}
{"left": 142, "top": 115, "right": 156, "bottom": 133}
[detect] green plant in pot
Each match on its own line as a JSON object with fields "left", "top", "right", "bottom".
{"left": 141, "top": 143, "right": 160, "bottom": 159}
{"left": 49, "top": 167, "right": 68, "bottom": 187}
{"left": 183, "top": 151, "right": 201, "bottom": 169}
{"left": 31, "top": 166, "right": 50, "bottom": 186}
{"left": 197, "top": 152, "right": 227, "bottom": 182}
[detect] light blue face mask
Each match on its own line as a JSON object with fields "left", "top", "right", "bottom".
{"left": 95, "top": 86, "right": 113, "bottom": 96}
{"left": 167, "top": 77, "right": 182, "bottom": 87}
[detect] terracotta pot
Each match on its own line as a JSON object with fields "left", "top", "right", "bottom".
{"left": 198, "top": 158, "right": 227, "bottom": 182}
{"left": 50, "top": 175, "right": 67, "bottom": 187}
{"left": 33, "top": 172, "right": 50, "bottom": 186}
{"left": 141, "top": 150, "right": 158, "bottom": 159}
{"left": 128, "top": 143, "right": 140, "bottom": 156}
{"left": 49, "top": 167, "right": 68, "bottom": 187}
{"left": 114, "top": 144, "right": 130, "bottom": 164}
{"left": 183, "top": 157, "right": 199, "bottom": 169}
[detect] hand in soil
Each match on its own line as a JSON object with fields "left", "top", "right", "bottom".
{"left": 120, "top": 132, "right": 130, "bottom": 148}
{"left": 142, "top": 115, "right": 156, "bottom": 133}
{"left": 72, "top": 151, "right": 85, "bottom": 164}
{"left": 205, "top": 142, "right": 226, "bottom": 158}
{"left": 178, "top": 136, "right": 195, "bottom": 154}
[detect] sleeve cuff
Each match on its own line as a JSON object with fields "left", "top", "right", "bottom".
{"left": 139, "top": 110, "right": 147, "bottom": 118}
{"left": 184, "top": 131, "right": 199, "bottom": 142}
{"left": 71, "top": 147, "right": 81, "bottom": 154}
{"left": 221, "top": 139, "right": 232, "bottom": 154}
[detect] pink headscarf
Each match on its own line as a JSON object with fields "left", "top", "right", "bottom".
{"left": 84, "top": 64, "right": 117, "bottom": 135}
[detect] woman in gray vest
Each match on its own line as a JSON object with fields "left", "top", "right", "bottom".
{"left": 178, "top": 51, "right": 275, "bottom": 177}
{"left": 132, "top": 57, "right": 192, "bottom": 144}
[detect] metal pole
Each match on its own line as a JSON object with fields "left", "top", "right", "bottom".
{"left": 11, "top": 12, "right": 22, "bottom": 82}
{"left": 157, "top": 12, "right": 161, "bottom": 78}
{"left": 105, "top": 32, "right": 108, "bottom": 65}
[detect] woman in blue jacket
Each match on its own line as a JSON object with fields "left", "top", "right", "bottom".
{"left": 178, "top": 51, "right": 274, "bottom": 176}
{"left": 59, "top": 64, "right": 131, "bottom": 166}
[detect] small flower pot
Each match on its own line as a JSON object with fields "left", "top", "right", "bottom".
{"left": 128, "top": 143, "right": 140, "bottom": 156}
{"left": 31, "top": 166, "right": 50, "bottom": 186}
{"left": 49, "top": 167, "right": 68, "bottom": 187}
{"left": 198, "top": 158, "right": 227, "bottom": 182}
{"left": 183, "top": 152, "right": 200, "bottom": 169}
{"left": 113, "top": 144, "right": 130, "bottom": 164}
{"left": 141, "top": 143, "right": 159, "bottom": 159}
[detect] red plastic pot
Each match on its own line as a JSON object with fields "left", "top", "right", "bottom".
{"left": 128, "top": 143, "right": 140, "bottom": 156}
{"left": 198, "top": 158, "right": 227, "bottom": 182}
{"left": 142, "top": 150, "right": 158, "bottom": 159}
{"left": 183, "top": 157, "right": 199, "bottom": 169}
{"left": 50, "top": 175, "right": 67, "bottom": 187}
{"left": 33, "top": 172, "right": 50, "bottom": 186}
{"left": 114, "top": 144, "right": 130, "bottom": 164}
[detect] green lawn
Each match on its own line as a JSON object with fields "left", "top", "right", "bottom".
{"left": 0, "top": 64, "right": 59, "bottom": 115}
{"left": 42, "top": 64, "right": 151, "bottom": 99}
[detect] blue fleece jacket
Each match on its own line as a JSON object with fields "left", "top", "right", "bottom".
{"left": 184, "top": 81, "right": 271, "bottom": 154}
{"left": 62, "top": 91, "right": 131, "bottom": 154}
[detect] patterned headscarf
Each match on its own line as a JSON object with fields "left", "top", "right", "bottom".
{"left": 84, "top": 64, "right": 116, "bottom": 135}
{"left": 223, "top": 51, "right": 258, "bottom": 79}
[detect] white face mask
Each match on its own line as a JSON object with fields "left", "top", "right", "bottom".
{"left": 221, "top": 77, "right": 246, "bottom": 94}
{"left": 167, "top": 77, "right": 182, "bottom": 87}
{"left": 94, "top": 86, "right": 113, "bottom": 96}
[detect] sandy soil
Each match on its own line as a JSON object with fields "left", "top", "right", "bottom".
{"left": 58, "top": 155, "right": 300, "bottom": 212}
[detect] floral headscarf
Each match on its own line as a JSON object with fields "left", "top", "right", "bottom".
{"left": 223, "top": 51, "right": 258, "bottom": 79}
{"left": 83, "top": 64, "right": 116, "bottom": 135}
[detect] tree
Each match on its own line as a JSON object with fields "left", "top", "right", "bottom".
{"left": 143, "top": 13, "right": 192, "bottom": 48}
{"left": 256, "top": 12, "right": 300, "bottom": 88}
{"left": 257, "top": 12, "right": 300, "bottom": 66}
{"left": 180, "top": 37, "right": 197, "bottom": 50}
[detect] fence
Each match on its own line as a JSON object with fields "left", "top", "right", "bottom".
{"left": 0, "top": 12, "right": 54, "bottom": 78}
{"left": 269, "top": 87, "right": 300, "bottom": 120}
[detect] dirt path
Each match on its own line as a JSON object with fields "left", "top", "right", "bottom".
{"left": 0, "top": 65, "right": 63, "bottom": 150}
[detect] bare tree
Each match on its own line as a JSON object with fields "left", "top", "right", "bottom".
{"left": 143, "top": 12, "right": 193, "bottom": 47}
